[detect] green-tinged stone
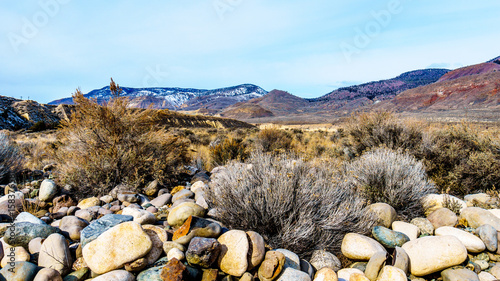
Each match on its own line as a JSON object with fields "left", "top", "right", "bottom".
{"left": 3, "top": 222, "right": 60, "bottom": 248}
{"left": 350, "top": 262, "right": 367, "bottom": 272}
{"left": 0, "top": 261, "right": 39, "bottom": 281}
{"left": 137, "top": 266, "right": 163, "bottom": 281}
{"left": 372, "top": 226, "right": 410, "bottom": 249}
{"left": 63, "top": 268, "right": 89, "bottom": 281}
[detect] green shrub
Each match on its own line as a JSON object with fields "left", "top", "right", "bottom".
{"left": 55, "top": 90, "right": 190, "bottom": 199}
{"left": 206, "top": 152, "right": 374, "bottom": 258}
{"left": 345, "top": 111, "right": 423, "bottom": 156}
{"left": 0, "top": 133, "right": 23, "bottom": 183}
{"left": 344, "top": 148, "right": 436, "bottom": 219}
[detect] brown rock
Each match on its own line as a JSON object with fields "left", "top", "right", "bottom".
{"left": 160, "top": 258, "right": 186, "bottom": 281}
{"left": 427, "top": 208, "right": 457, "bottom": 229}
{"left": 124, "top": 257, "right": 147, "bottom": 272}
{"left": 202, "top": 268, "right": 218, "bottom": 281}
{"left": 258, "top": 251, "right": 285, "bottom": 281}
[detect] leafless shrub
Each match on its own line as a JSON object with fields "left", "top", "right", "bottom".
{"left": 344, "top": 148, "right": 436, "bottom": 219}
{"left": 0, "top": 132, "right": 23, "bottom": 183}
{"left": 256, "top": 127, "right": 293, "bottom": 153}
{"left": 206, "top": 151, "right": 374, "bottom": 258}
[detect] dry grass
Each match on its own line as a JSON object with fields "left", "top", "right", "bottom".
{"left": 0, "top": 132, "right": 24, "bottom": 183}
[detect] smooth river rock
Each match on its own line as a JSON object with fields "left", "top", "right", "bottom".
{"left": 461, "top": 207, "right": 500, "bottom": 231}
{"left": 435, "top": 226, "right": 485, "bottom": 253}
{"left": 402, "top": 235, "right": 467, "bottom": 276}
{"left": 341, "top": 233, "right": 387, "bottom": 260}
{"left": 217, "top": 230, "right": 249, "bottom": 277}
{"left": 82, "top": 221, "right": 153, "bottom": 274}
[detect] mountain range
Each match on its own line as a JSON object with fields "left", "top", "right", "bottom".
{"left": 29, "top": 55, "right": 500, "bottom": 124}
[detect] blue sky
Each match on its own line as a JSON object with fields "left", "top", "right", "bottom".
{"left": 1, "top": 0, "right": 499, "bottom": 103}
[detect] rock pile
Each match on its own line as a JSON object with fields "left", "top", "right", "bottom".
{"left": 1, "top": 177, "right": 500, "bottom": 281}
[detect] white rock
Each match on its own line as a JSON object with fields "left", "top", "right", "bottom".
{"left": 422, "top": 194, "right": 466, "bottom": 214}
{"left": 122, "top": 207, "right": 156, "bottom": 225}
{"left": 464, "top": 193, "right": 491, "bottom": 207}
{"left": 478, "top": 271, "right": 497, "bottom": 281}
{"left": 217, "top": 230, "right": 249, "bottom": 277}
{"left": 461, "top": 207, "right": 500, "bottom": 231}
{"left": 92, "top": 270, "right": 135, "bottom": 281}
{"left": 38, "top": 233, "right": 73, "bottom": 275}
{"left": 488, "top": 209, "right": 500, "bottom": 219}
{"left": 337, "top": 268, "right": 364, "bottom": 281}
{"left": 402, "top": 235, "right": 467, "bottom": 276}
{"left": 341, "top": 233, "right": 386, "bottom": 261}
{"left": 39, "top": 179, "right": 58, "bottom": 202}
{"left": 14, "top": 212, "right": 45, "bottom": 225}
{"left": 82, "top": 221, "right": 152, "bottom": 274}
{"left": 167, "top": 248, "right": 185, "bottom": 261}
{"left": 435, "top": 226, "right": 485, "bottom": 253}
{"left": 275, "top": 249, "right": 301, "bottom": 270}
{"left": 376, "top": 266, "right": 406, "bottom": 281}
{"left": 392, "top": 221, "right": 420, "bottom": 240}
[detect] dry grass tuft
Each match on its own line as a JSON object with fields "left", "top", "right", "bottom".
{"left": 0, "top": 132, "right": 24, "bottom": 183}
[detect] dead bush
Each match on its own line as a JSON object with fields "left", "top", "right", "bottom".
{"left": 345, "top": 111, "right": 423, "bottom": 156}
{"left": 55, "top": 89, "right": 190, "bottom": 199}
{"left": 207, "top": 151, "right": 374, "bottom": 258}
{"left": 421, "top": 124, "right": 500, "bottom": 195}
{"left": 256, "top": 127, "right": 293, "bottom": 153}
{"left": 0, "top": 132, "right": 24, "bottom": 183}
{"left": 344, "top": 148, "right": 436, "bottom": 219}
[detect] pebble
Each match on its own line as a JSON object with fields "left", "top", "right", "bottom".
{"left": 80, "top": 214, "right": 133, "bottom": 248}
{"left": 168, "top": 248, "right": 185, "bottom": 261}
{"left": 402, "top": 235, "right": 467, "bottom": 276}
{"left": 59, "top": 216, "right": 89, "bottom": 240}
{"left": 464, "top": 193, "right": 491, "bottom": 206}
{"left": 337, "top": 268, "right": 364, "bottom": 281}
{"left": 258, "top": 250, "right": 286, "bottom": 281}
{"left": 33, "top": 267, "right": 62, "bottom": 281}
{"left": 392, "top": 247, "right": 409, "bottom": 274}
{"left": 92, "top": 270, "right": 136, "bottom": 281}
{"left": 172, "top": 216, "right": 221, "bottom": 245}
{"left": 276, "top": 267, "right": 312, "bottom": 281}
{"left": 427, "top": 208, "right": 458, "bottom": 229}
{"left": 372, "top": 226, "right": 410, "bottom": 248}
{"left": 310, "top": 250, "right": 342, "bottom": 272}
{"left": 39, "top": 179, "right": 58, "bottom": 202}
{"left": 410, "top": 217, "right": 434, "bottom": 236}
{"left": 441, "top": 267, "right": 479, "bottom": 281}
{"left": 313, "top": 267, "right": 338, "bottom": 281}
{"left": 478, "top": 271, "right": 497, "bottom": 281}
{"left": 460, "top": 207, "right": 500, "bottom": 231}
{"left": 217, "top": 230, "right": 249, "bottom": 277}
{"left": 150, "top": 194, "right": 172, "bottom": 208}
{"left": 392, "top": 221, "right": 419, "bottom": 240}
{"left": 376, "top": 266, "right": 406, "bottom": 281}
{"left": 365, "top": 251, "right": 387, "bottom": 281}
{"left": 172, "top": 189, "right": 194, "bottom": 203}
{"left": 0, "top": 261, "right": 38, "bottom": 281}
{"left": 14, "top": 212, "right": 45, "bottom": 225}
{"left": 38, "top": 233, "right": 73, "bottom": 275}
{"left": 475, "top": 224, "right": 498, "bottom": 252}
{"left": 435, "top": 226, "right": 486, "bottom": 253}
{"left": 341, "top": 233, "right": 387, "bottom": 260}
{"left": 167, "top": 202, "right": 206, "bottom": 227}
{"left": 82, "top": 221, "right": 153, "bottom": 274}
{"left": 4, "top": 222, "right": 59, "bottom": 248}
{"left": 122, "top": 207, "right": 156, "bottom": 225}
{"left": 368, "top": 203, "right": 397, "bottom": 228}
{"left": 186, "top": 237, "right": 221, "bottom": 268}
{"left": 77, "top": 197, "right": 101, "bottom": 209}
{"left": 275, "top": 248, "right": 301, "bottom": 270}
{"left": 247, "top": 231, "right": 266, "bottom": 270}
{"left": 142, "top": 225, "right": 168, "bottom": 265}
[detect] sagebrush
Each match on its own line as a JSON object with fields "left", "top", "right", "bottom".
{"left": 55, "top": 90, "right": 190, "bottom": 199}
{"left": 344, "top": 148, "right": 436, "bottom": 219}
{"left": 206, "top": 152, "right": 374, "bottom": 258}
{"left": 0, "top": 132, "right": 24, "bottom": 183}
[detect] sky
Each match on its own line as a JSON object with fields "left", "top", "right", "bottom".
{"left": 1, "top": 1, "right": 499, "bottom": 103}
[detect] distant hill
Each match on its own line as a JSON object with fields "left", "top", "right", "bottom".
{"left": 49, "top": 84, "right": 267, "bottom": 111}
{"left": 437, "top": 63, "right": 500, "bottom": 82}
{"left": 377, "top": 71, "right": 500, "bottom": 111}
{"left": 488, "top": 56, "right": 500, "bottom": 64}
{"left": 220, "top": 90, "right": 312, "bottom": 119}
{"left": 310, "top": 69, "right": 450, "bottom": 110}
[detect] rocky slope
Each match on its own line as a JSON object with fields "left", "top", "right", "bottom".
{"left": 310, "top": 69, "right": 450, "bottom": 110}
{"left": 437, "top": 63, "right": 500, "bottom": 82}
{"left": 0, "top": 96, "right": 64, "bottom": 131}
{"left": 49, "top": 84, "right": 267, "bottom": 111}
{"left": 377, "top": 71, "right": 500, "bottom": 111}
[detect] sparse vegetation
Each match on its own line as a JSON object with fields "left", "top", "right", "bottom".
{"left": 256, "top": 127, "right": 293, "bottom": 153}
{"left": 207, "top": 151, "right": 374, "bottom": 258}
{"left": 54, "top": 89, "right": 191, "bottom": 199}
{"left": 344, "top": 148, "right": 436, "bottom": 219}
{"left": 0, "top": 132, "right": 23, "bottom": 183}
{"left": 209, "top": 137, "right": 248, "bottom": 166}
